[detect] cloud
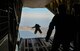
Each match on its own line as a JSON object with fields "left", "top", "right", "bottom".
{"left": 21, "top": 10, "right": 54, "bottom": 19}
{"left": 19, "top": 26, "right": 55, "bottom": 38}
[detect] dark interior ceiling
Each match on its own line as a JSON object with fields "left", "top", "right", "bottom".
{"left": 22, "top": 0, "right": 52, "bottom": 8}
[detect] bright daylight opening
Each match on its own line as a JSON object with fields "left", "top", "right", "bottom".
{"left": 19, "top": 7, "right": 55, "bottom": 38}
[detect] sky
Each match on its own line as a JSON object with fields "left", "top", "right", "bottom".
{"left": 20, "top": 7, "right": 54, "bottom": 27}
{"left": 18, "top": 7, "right": 55, "bottom": 38}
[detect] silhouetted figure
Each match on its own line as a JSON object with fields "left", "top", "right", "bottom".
{"left": 73, "top": 4, "right": 80, "bottom": 51}
{"left": 32, "top": 24, "right": 42, "bottom": 34}
{"left": 45, "top": 4, "right": 76, "bottom": 51}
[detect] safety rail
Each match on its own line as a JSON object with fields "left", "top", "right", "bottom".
{"left": 0, "top": 16, "right": 8, "bottom": 17}
{"left": 0, "top": 26, "right": 8, "bottom": 31}
{"left": 0, "top": 21, "right": 8, "bottom": 25}
{"left": 0, "top": 34, "right": 8, "bottom": 46}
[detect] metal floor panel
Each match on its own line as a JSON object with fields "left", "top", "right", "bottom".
{"left": 19, "top": 38, "right": 74, "bottom": 51}
{"left": 19, "top": 38, "right": 51, "bottom": 51}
